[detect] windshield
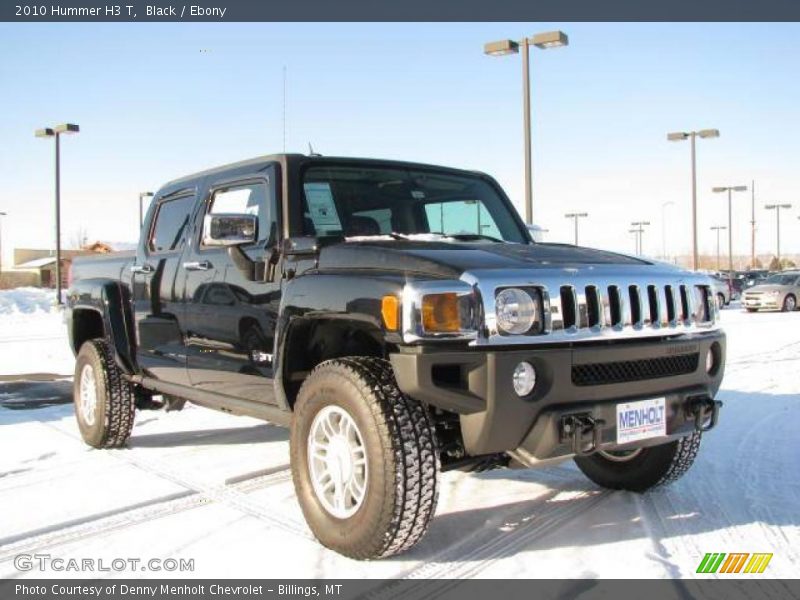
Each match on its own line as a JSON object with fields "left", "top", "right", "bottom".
{"left": 763, "top": 274, "right": 799, "bottom": 285}
{"left": 300, "top": 165, "right": 527, "bottom": 243}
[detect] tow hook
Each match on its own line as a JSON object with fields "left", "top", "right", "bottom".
{"left": 560, "top": 414, "right": 605, "bottom": 456}
{"left": 687, "top": 397, "right": 723, "bottom": 432}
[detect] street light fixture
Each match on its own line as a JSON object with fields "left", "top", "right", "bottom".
{"left": 631, "top": 221, "right": 650, "bottom": 255}
{"left": 710, "top": 225, "right": 727, "bottom": 272}
{"left": 764, "top": 203, "right": 792, "bottom": 270}
{"left": 484, "top": 30, "right": 569, "bottom": 224}
{"left": 564, "top": 212, "right": 588, "bottom": 245}
{"left": 35, "top": 123, "right": 80, "bottom": 305}
{"left": 667, "top": 128, "right": 720, "bottom": 270}
{"left": 139, "top": 192, "right": 154, "bottom": 229}
{"left": 712, "top": 185, "right": 748, "bottom": 289}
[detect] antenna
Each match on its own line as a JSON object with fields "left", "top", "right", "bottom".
{"left": 308, "top": 143, "right": 321, "bottom": 157}
{"left": 283, "top": 65, "right": 286, "bottom": 153}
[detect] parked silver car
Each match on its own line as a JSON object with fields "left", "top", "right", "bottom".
{"left": 710, "top": 276, "right": 732, "bottom": 309}
{"left": 742, "top": 271, "right": 800, "bottom": 312}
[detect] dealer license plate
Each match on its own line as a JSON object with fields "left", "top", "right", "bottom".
{"left": 616, "top": 397, "right": 667, "bottom": 444}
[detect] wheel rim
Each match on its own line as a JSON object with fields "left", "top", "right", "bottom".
{"left": 786, "top": 297, "right": 796, "bottom": 311}
{"left": 78, "top": 364, "right": 98, "bottom": 427}
{"left": 597, "top": 448, "right": 643, "bottom": 462}
{"left": 307, "top": 405, "right": 368, "bottom": 519}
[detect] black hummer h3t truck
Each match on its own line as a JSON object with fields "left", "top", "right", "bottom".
{"left": 68, "top": 154, "right": 725, "bottom": 559}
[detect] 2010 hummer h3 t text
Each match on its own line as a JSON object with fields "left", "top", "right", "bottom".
{"left": 67, "top": 154, "right": 725, "bottom": 559}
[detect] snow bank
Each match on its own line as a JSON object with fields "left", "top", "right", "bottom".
{"left": 0, "top": 287, "right": 57, "bottom": 315}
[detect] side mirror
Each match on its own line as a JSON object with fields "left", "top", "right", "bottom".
{"left": 203, "top": 213, "right": 257, "bottom": 246}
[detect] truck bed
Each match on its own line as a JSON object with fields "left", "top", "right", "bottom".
{"left": 71, "top": 251, "right": 135, "bottom": 283}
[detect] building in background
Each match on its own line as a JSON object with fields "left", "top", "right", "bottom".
{"left": 5, "top": 242, "right": 116, "bottom": 289}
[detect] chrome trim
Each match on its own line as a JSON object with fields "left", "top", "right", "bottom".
{"left": 401, "top": 280, "right": 479, "bottom": 343}
{"left": 456, "top": 266, "right": 718, "bottom": 347}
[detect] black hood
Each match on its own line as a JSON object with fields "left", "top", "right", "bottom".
{"left": 316, "top": 240, "right": 648, "bottom": 278}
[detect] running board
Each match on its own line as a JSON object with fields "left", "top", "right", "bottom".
{"left": 129, "top": 376, "right": 292, "bottom": 427}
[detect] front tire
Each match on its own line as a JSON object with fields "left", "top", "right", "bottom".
{"left": 782, "top": 294, "right": 796, "bottom": 312}
{"left": 73, "top": 340, "right": 135, "bottom": 448}
{"left": 290, "top": 357, "right": 439, "bottom": 560}
{"left": 574, "top": 433, "right": 701, "bottom": 493}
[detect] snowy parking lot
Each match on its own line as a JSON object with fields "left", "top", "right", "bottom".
{"left": 0, "top": 289, "right": 798, "bottom": 580}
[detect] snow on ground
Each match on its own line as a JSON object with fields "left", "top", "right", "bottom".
{"left": 0, "top": 288, "right": 74, "bottom": 378}
{"left": 0, "top": 296, "right": 798, "bottom": 581}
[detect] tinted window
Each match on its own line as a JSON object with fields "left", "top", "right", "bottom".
{"left": 207, "top": 181, "right": 272, "bottom": 244}
{"left": 149, "top": 195, "right": 195, "bottom": 252}
{"left": 764, "top": 273, "right": 800, "bottom": 286}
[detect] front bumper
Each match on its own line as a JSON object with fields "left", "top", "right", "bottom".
{"left": 390, "top": 331, "right": 726, "bottom": 461}
{"left": 743, "top": 294, "right": 780, "bottom": 309}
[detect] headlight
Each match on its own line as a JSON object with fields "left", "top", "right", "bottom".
{"left": 495, "top": 288, "right": 541, "bottom": 335}
{"left": 769, "top": 290, "right": 781, "bottom": 296}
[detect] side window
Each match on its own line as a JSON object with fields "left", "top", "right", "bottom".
{"left": 207, "top": 181, "right": 272, "bottom": 245}
{"left": 149, "top": 195, "right": 195, "bottom": 253}
{"left": 424, "top": 200, "right": 502, "bottom": 239}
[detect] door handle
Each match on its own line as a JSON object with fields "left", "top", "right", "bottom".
{"left": 183, "top": 260, "right": 211, "bottom": 271}
{"left": 130, "top": 264, "right": 154, "bottom": 274}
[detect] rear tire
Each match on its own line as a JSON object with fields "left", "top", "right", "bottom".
{"left": 746, "top": 308, "right": 758, "bottom": 313}
{"left": 716, "top": 293, "right": 726, "bottom": 310}
{"left": 73, "top": 339, "right": 135, "bottom": 448}
{"left": 290, "top": 357, "right": 439, "bottom": 560}
{"left": 574, "top": 433, "right": 701, "bottom": 493}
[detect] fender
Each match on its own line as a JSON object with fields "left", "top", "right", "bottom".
{"left": 68, "top": 278, "right": 138, "bottom": 375}
{"left": 272, "top": 270, "right": 405, "bottom": 410}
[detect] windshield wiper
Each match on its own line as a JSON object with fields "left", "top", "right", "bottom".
{"left": 446, "top": 233, "right": 504, "bottom": 243}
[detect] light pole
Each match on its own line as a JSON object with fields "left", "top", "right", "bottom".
{"left": 667, "top": 128, "right": 720, "bottom": 270}
{"left": 485, "top": 30, "right": 569, "bottom": 224}
{"left": 631, "top": 221, "right": 650, "bottom": 256}
{"left": 712, "top": 185, "right": 748, "bottom": 289}
{"left": 750, "top": 180, "right": 756, "bottom": 268}
{"left": 661, "top": 200, "right": 675, "bottom": 260}
{"left": 0, "top": 211, "right": 6, "bottom": 280}
{"left": 564, "top": 212, "right": 588, "bottom": 245}
{"left": 765, "top": 203, "right": 792, "bottom": 270}
{"left": 36, "top": 123, "right": 80, "bottom": 305}
{"left": 139, "top": 192, "right": 154, "bottom": 229}
{"left": 710, "top": 225, "right": 727, "bottom": 272}
{"left": 628, "top": 229, "right": 640, "bottom": 254}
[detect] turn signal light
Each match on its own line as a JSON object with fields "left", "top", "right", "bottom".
{"left": 381, "top": 295, "right": 400, "bottom": 331}
{"left": 422, "top": 293, "right": 462, "bottom": 333}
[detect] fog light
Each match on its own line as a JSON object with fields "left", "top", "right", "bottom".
{"left": 512, "top": 361, "right": 536, "bottom": 396}
{"left": 705, "top": 348, "right": 715, "bottom": 374}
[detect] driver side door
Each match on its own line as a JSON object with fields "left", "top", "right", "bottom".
{"left": 184, "top": 166, "right": 282, "bottom": 405}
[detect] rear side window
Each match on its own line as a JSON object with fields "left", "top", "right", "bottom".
{"left": 149, "top": 195, "right": 195, "bottom": 252}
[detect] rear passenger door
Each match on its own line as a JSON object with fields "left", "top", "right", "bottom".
{"left": 132, "top": 189, "right": 197, "bottom": 385}
{"left": 184, "top": 165, "right": 282, "bottom": 404}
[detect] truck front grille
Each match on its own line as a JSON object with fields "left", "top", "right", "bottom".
{"left": 571, "top": 353, "right": 699, "bottom": 386}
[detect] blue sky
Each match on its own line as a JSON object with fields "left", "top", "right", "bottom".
{"left": 1, "top": 23, "right": 799, "bottom": 263}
